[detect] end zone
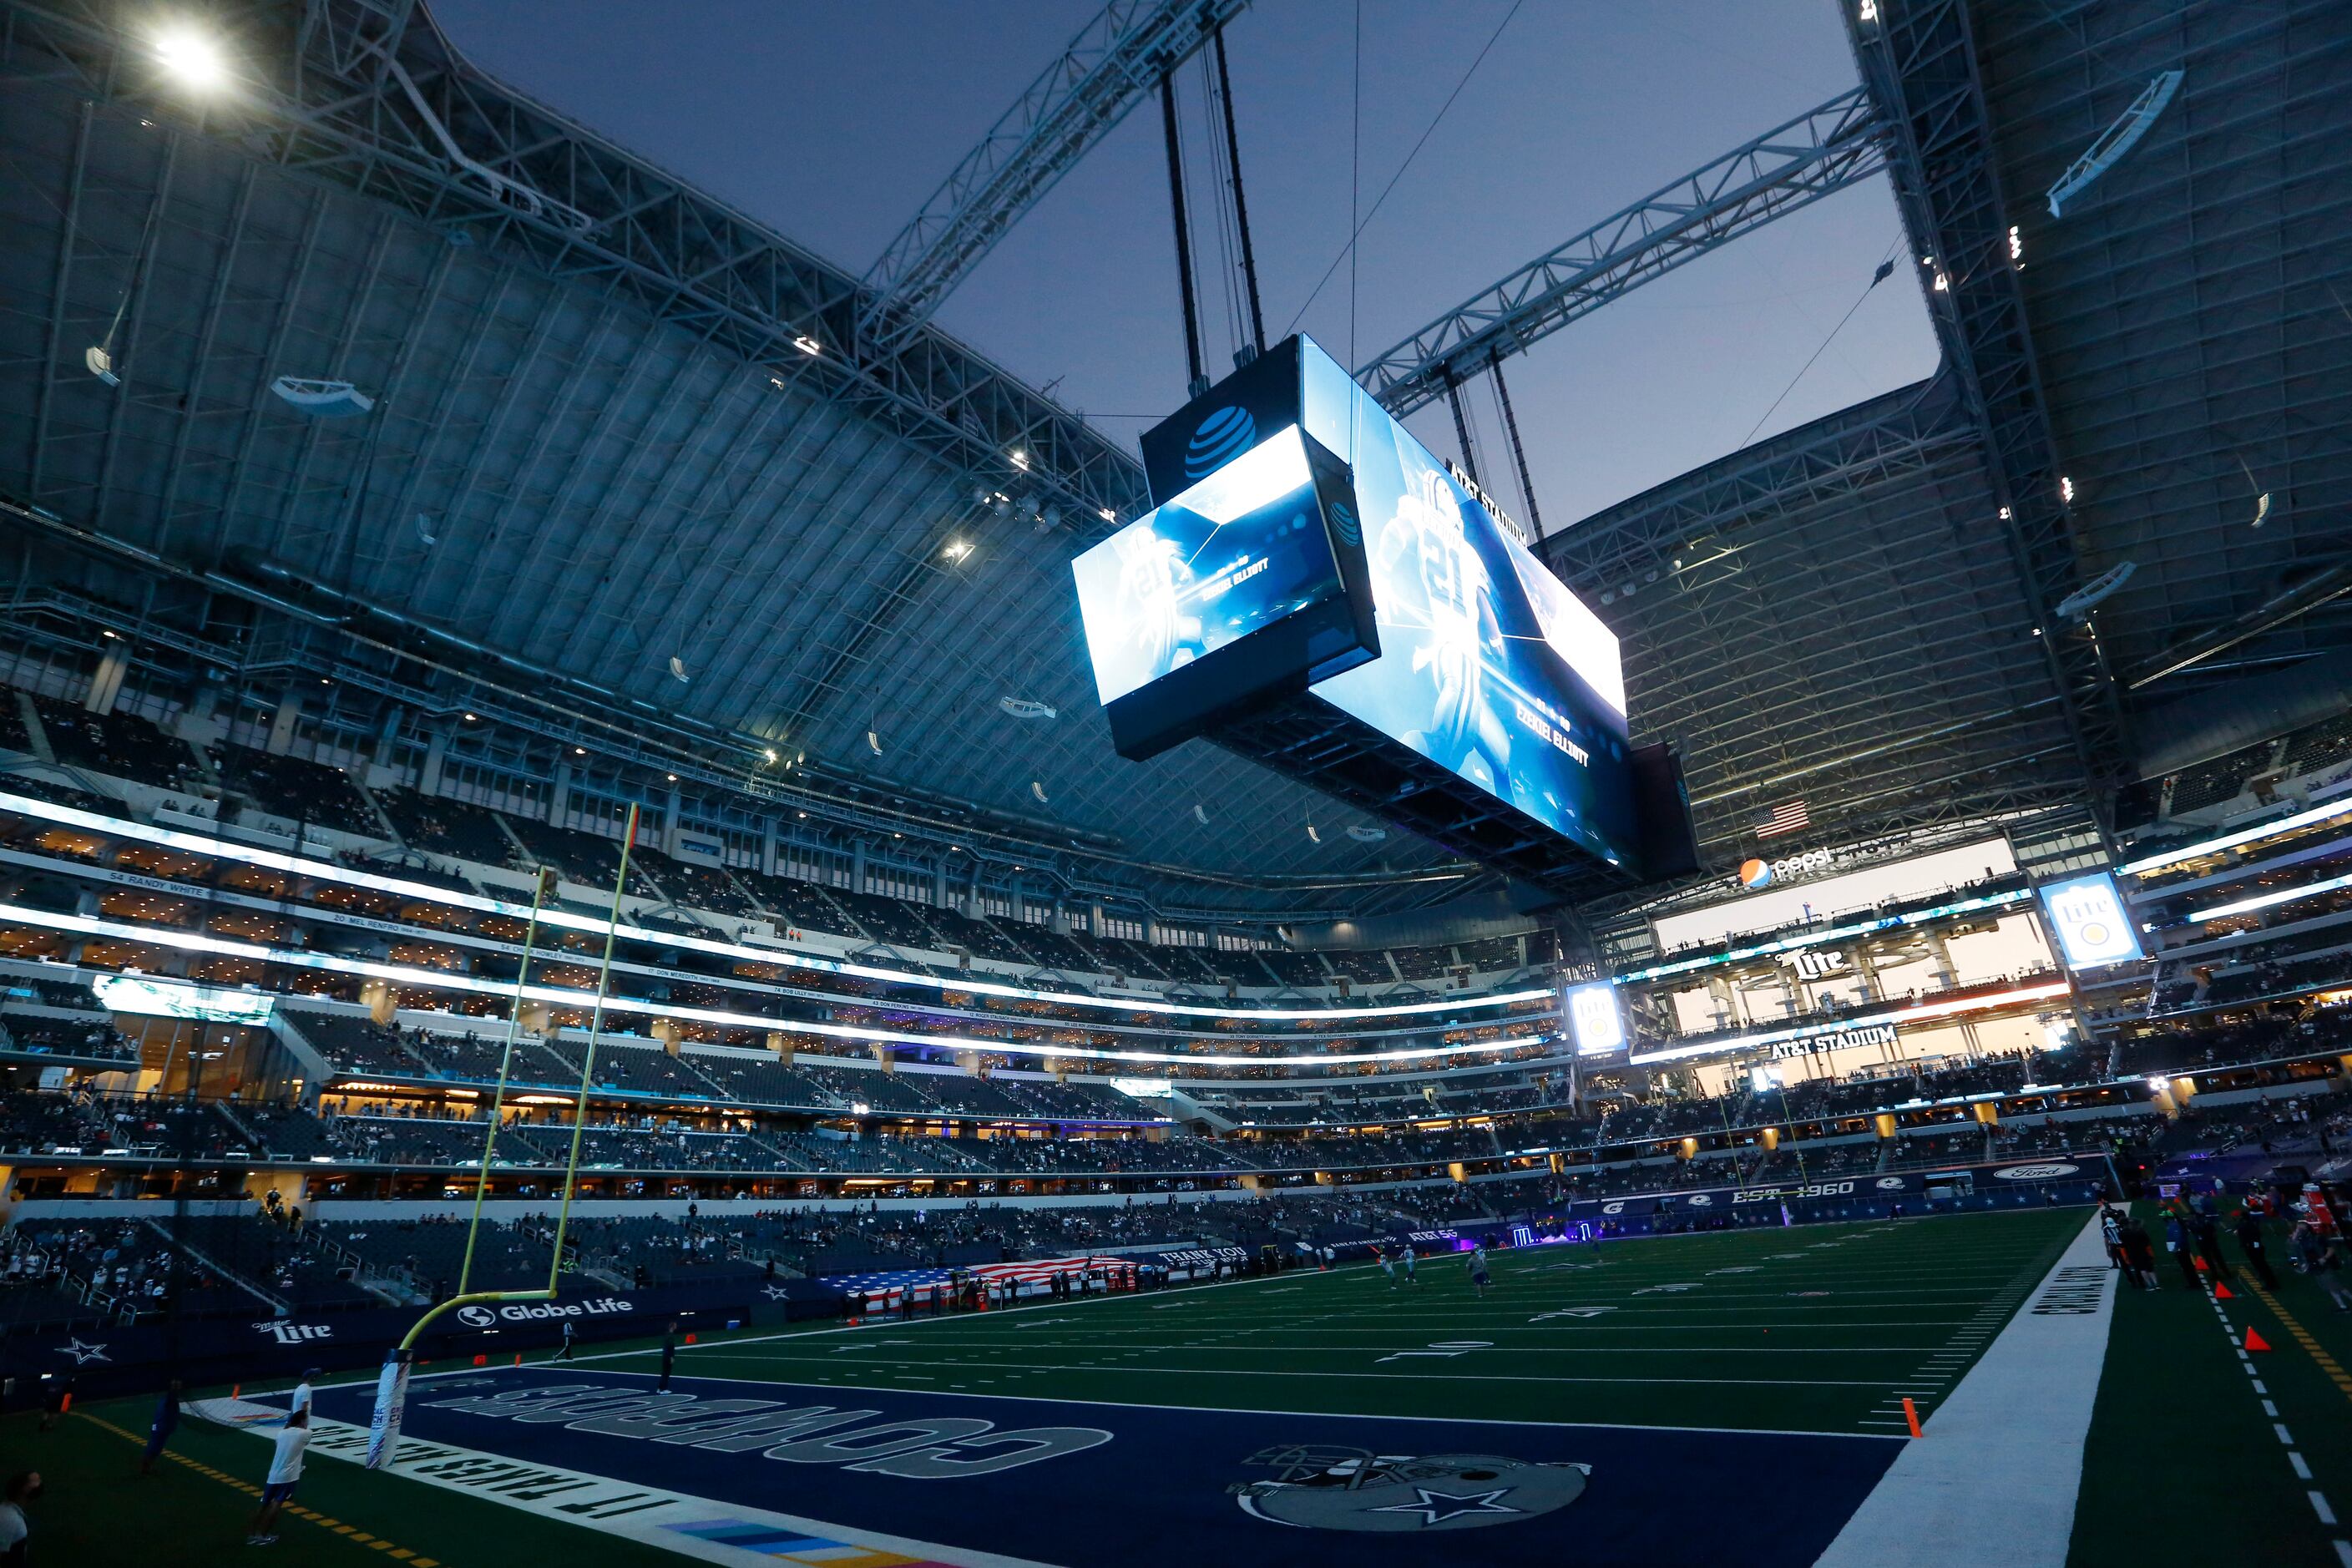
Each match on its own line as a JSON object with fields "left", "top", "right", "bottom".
{"left": 219, "top": 1367, "right": 1909, "bottom": 1568}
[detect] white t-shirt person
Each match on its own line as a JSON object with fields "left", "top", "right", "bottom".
{"left": 267, "top": 1423, "right": 312, "bottom": 1489}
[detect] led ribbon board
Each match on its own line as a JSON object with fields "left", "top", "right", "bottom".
{"left": 0, "top": 792, "right": 1549, "bottom": 1024}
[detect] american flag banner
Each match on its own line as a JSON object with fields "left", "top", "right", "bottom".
{"left": 825, "top": 1255, "right": 1138, "bottom": 1308}
{"left": 1755, "top": 799, "right": 1811, "bottom": 839}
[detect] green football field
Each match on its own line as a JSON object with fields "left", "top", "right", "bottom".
{"left": 13, "top": 1204, "right": 2352, "bottom": 1565}
{"left": 602, "top": 1205, "right": 2083, "bottom": 1434}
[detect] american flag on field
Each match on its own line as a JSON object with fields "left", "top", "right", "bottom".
{"left": 1755, "top": 799, "right": 1811, "bottom": 839}
{"left": 825, "top": 1255, "right": 1136, "bottom": 1307}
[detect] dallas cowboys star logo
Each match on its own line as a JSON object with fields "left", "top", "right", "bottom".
{"left": 761, "top": 1284, "right": 792, "bottom": 1300}
{"left": 55, "top": 1337, "right": 110, "bottom": 1365}
{"left": 1369, "top": 1487, "right": 1521, "bottom": 1525}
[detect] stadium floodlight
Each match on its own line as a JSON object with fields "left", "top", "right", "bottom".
{"left": 152, "top": 22, "right": 229, "bottom": 89}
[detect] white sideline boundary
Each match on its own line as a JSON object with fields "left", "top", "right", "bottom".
{"left": 1813, "top": 1212, "right": 2116, "bottom": 1568}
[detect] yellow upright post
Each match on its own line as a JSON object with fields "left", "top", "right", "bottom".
{"left": 456, "top": 863, "right": 559, "bottom": 1297}
{"left": 547, "top": 802, "right": 640, "bottom": 1292}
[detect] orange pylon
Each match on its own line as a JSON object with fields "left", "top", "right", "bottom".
{"left": 1902, "top": 1398, "right": 1924, "bottom": 1439}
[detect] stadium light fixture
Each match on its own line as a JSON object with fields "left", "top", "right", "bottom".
{"left": 152, "top": 22, "right": 229, "bottom": 90}
{"left": 792, "top": 336, "right": 822, "bottom": 356}
{"left": 762, "top": 748, "right": 778, "bottom": 764}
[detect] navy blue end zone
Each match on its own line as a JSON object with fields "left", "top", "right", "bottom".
{"left": 307, "top": 1367, "right": 1899, "bottom": 1566}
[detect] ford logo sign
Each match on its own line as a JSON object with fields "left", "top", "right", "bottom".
{"left": 1184, "top": 405, "right": 1256, "bottom": 478}
{"left": 1993, "top": 1162, "right": 2080, "bottom": 1180}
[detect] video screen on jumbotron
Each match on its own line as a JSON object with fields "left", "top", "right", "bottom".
{"left": 1295, "top": 338, "right": 1638, "bottom": 873}
{"left": 1072, "top": 425, "right": 1348, "bottom": 706}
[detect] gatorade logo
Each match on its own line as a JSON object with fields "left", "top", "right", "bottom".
{"left": 1185, "top": 406, "right": 1256, "bottom": 478}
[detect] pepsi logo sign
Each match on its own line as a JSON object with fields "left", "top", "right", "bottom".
{"left": 1737, "top": 846, "right": 1837, "bottom": 890}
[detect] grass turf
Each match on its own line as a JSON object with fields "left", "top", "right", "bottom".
{"left": 0, "top": 1392, "right": 650, "bottom": 1567}
{"left": 589, "top": 1206, "right": 2086, "bottom": 1435}
{"left": 2068, "top": 1205, "right": 2352, "bottom": 1568}
{"left": 0, "top": 1206, "right": 2093, "bottom": 1565}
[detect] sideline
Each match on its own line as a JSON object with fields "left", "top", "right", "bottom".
{"left": 1813, "top": 1211, "right": 2116, "bottom": 1568}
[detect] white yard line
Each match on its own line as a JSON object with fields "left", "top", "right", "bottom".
{"left": 666, "top": 1353, "right": 1911, "bottom": 1389}
{"left": 1815, "top": 1213, "right": 2115, "bottom": 1568}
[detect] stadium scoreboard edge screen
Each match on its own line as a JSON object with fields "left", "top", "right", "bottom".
{"left": 1075, "top": 335, "right": 1641, "bottom": 876}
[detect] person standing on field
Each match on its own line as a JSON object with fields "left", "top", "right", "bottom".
{"left": 246, "top": 1407, "right": 311, "bottom": 1546}
{"left": 2235, "top": 1208, "right": 2279, "bottom": 1291}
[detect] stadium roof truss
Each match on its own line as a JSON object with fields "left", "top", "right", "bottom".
{"left": 1, "top": 0, "right": 2344, "bottom": 923}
